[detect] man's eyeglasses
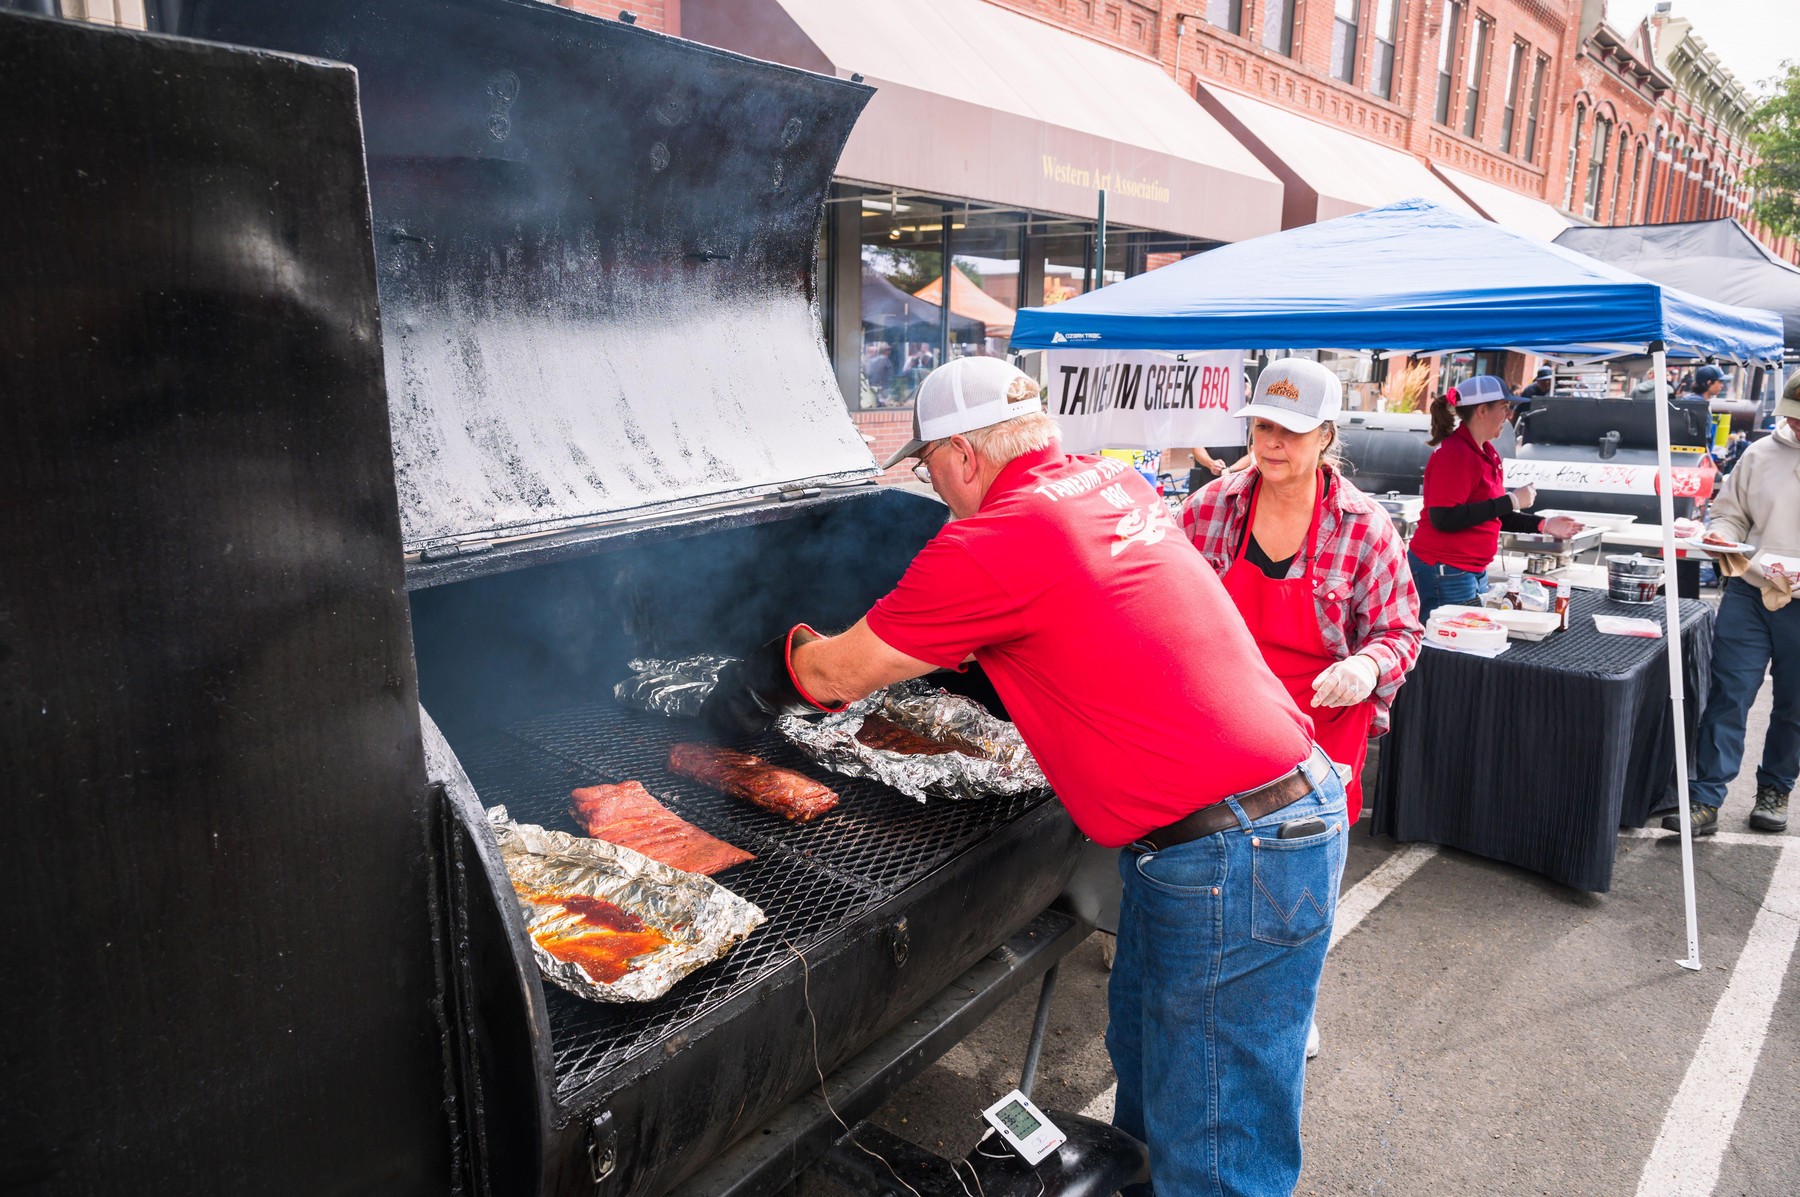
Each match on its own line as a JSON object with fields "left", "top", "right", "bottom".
{"left": 912, "top": 440, "right": 944, "bottom": 484}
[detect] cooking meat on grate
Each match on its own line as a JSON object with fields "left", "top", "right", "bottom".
{"left": 522, "top": 890, "right": 673, "bottom": 985}
{"left": 570, "top": 781, "right": 754, "bottom": 875}
{"left": 668, "top": 742, "right": 839, "bottom": 822}
{"left": 853, "top": 712, "right": 975, "bottom": 757}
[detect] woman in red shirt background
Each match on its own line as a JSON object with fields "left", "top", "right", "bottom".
{"left": 1408, "top": 375, "right": 1581, "bottom": 618}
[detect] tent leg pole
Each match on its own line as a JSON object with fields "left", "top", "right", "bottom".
{"left": 1653, "top": 345, "right": 1703, "bottom": 973}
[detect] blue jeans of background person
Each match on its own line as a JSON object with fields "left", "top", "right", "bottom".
{"left": 1407, "top": 551, "right": 1484, "bottom": 621}
{"left": 1691, "top": 577, "right": 1800, "bottom": 809}
{"left": 1107, "top": 751, "right": 1347, "bottom": 1197}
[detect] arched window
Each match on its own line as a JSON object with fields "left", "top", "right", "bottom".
{"left": 1644, "top": 127, "right": 1662, "bottom": 221}
{"left": 1563, "top": 102, "right": 1586, "bottom": 210}
{"left": 1607, "top": 126, "right": 1629, "bottom": 223}
{"left": 1584, "top": 112, "right": 1612, "bottom": 219}
{"left": 1627, "top": 140, "right": 1645, "bottom": 223}
{"left": 1663, "top": 137, "right": 1683, "bottom": 220}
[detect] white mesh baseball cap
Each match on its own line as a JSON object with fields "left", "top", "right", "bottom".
{"left": 1238, "top": 358, "right": 1343, "bottom": 434}
{"left": 1447, "top": 374, "right": 1518, "bottom": 408}
{"left": 880, "top": 357, "right": 1045, "bottom": 469}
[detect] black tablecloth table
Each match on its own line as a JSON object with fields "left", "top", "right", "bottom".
{"left": 1371, "top": 591, "right": 1714, "bottom": 892}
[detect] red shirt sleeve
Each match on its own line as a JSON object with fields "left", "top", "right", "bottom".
{"left": 864, "top": 534, "right": 1025, "bottom": 669}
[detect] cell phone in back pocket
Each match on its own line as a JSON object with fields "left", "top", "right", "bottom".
{"left": 1277, "top": 817, "right": 1329, "bottom": 839}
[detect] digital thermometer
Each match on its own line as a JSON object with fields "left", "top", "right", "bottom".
{"left": 981, "top": 1089, "right": 1065, "bottom": 1165}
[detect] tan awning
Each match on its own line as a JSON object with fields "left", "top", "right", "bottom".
{"left": 1197, "top": 83, "right": 1479, "bottom": 229}
{"left": 1429, "top": 164, "right": 1578, "bottom": 242}
{"left": 684, "top": 0, "right": 1283, "bottom": 242}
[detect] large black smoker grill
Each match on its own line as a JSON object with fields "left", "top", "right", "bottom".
{"left": 0, "top": 5, "right": 1090, "bottom": 1194}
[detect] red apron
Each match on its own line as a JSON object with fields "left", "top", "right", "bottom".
{"left": 1223, "top": 474, "right": 1376, "bottom": 823}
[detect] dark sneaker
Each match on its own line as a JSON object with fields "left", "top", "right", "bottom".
{"left": 1661, "top": 803, "right": 1719, "bottom": 837}
{"left": 1749, "top": 787, "right": 1789, "bottom": 833}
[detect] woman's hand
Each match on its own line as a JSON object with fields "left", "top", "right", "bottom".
{"left": 1509, "top": 483, "right": 1538, "bottom": 510}
{"left": 1541, "top": 515, "right": 1582, "bottom": 538}
{"left": 1311, "top": 654, "right": 1379, "bottom": 708}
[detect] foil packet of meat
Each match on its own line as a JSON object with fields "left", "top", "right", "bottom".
{"left": 613, "top": 654, "right": 731, "bottom": 719}
{"left": 778, "top": 679, "right": 1046, "bottom": 802}
{"left": 485, "top": 807, "right": 766, "bottom": 1004}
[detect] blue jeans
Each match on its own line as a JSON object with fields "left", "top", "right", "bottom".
{"left": 1692, "top": 577, "right": 1800, "bottom": 808}
{"left": 1408, "top": 551, "right": 1484, "bottom": 621}
{"left": 1107, "top": 750, "right": 1348, "bottom": 1197}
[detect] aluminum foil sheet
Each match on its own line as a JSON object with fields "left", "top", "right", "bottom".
{"left": 779, "top": 679, "right": 1047, "bottom": 803}
{"left": 613, "top": 654, "right": 731, "bottom": 719}
{"left": 485, "top": 806, "right": 766, "bottom": 1004}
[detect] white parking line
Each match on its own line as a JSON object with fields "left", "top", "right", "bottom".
{"left": 1621, "top": 827, "right": 1794, "bottom": 849}
{"left": 1635, "top": 844, "right": 1800, "bottom": 1197}
{"left": 1076, "top": 842, "right": 1439, "bottom": 1122}
{"left": 1330, "top": 842, "right": 1439, "bottom": 951}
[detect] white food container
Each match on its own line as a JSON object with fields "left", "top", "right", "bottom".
{"left": 1434, "top": 604, "right": 1561, "bottom": 642}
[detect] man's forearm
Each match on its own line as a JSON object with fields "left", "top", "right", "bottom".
{"left": 791, "top": 618, "right": 938, "bottom": 707}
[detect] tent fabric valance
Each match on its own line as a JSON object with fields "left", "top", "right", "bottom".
{"left": 1011, "top": 199, "right": 1784, "bottom": 363}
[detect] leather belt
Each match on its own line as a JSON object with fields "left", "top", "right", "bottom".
{"left": 1131, "top": 751, "right": 1326, "bottom": 853}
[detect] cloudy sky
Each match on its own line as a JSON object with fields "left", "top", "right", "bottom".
{"left": 1606, "top": 0, "right": 1799, "bottom": 96}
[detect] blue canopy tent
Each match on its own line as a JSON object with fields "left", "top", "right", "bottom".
{"left": 1014, "top": 199, "right": 1785, "bottom": 969}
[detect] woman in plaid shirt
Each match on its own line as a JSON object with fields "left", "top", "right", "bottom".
{"left": 1179, "top": 359, "right": 1422, "bottom": 825}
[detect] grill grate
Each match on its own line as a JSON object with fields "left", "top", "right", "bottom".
{"left": 454, "top": 698, "right": 1050, "bottom": 1097}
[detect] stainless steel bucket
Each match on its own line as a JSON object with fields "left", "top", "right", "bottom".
{"left": 1607, "top": 553, "right": 1663, "bottom": 604}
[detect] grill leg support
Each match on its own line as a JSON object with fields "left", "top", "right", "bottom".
{"left": 1018, "top": 964, "right": 1059, "bottom": 1099}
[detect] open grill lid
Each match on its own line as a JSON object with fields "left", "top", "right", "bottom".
{"left": 181, "top": 0, "right": 878, "bottom": 554}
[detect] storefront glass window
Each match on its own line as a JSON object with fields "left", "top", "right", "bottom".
{"left": 937, "top": 206, "right": 1025, "bottom": 360}
{"left": 859, "top": 197, "right": 948, "bottom": 409}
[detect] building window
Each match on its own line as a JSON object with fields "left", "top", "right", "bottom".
{"left": 1523, "top": 53, "right": 1547, "bottom": 161}
{"left": 1607, "top": 126, "right": 1629, "bottom": 223}
{"left": 1499, "top": 42, "right": 1523, "bottom": 153}
{"left": 1206, "top": 0, "right": 1243, "bottom": 35}
{"left": 1434, "top": 1, "right": 1462, "bottom": 126}
{"left": 1562, "top": 102, "right": 1585, "bottom": 210}
{"left": 1662, "top": 137, "right": 1682, "bottom": 220}
{"left": 1584, "top": 113, "right": 1612, "bottom": 219}
{"left": 1331, "top": 0, "right": 1361, "bottom": 83}
{"left": 1628, "top": 141, "right": 1645, "bottom": 222}
{"left": 1262, "top": 0, "right": 1295, "bottom": 55}
{"left": 1461, "top": 17, "right": 1490, "bottom": 138}
{"left": 1367, "top": 0, "right": 1399, "bottom": 99}
{"left": 1644, "top": 128, "right": 1662, "bottom": 219}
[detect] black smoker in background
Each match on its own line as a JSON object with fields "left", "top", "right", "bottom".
{"left": 0, "top": 4, "right": 1129, "bottom": 1195}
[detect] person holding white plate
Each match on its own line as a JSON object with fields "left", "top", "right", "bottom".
{"left": 1674, "top": 374, "right": 1800, "bottom": 836}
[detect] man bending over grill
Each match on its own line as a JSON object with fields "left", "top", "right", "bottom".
{"left": 702, "top": 356, "right": 1345, "bottom": 1197}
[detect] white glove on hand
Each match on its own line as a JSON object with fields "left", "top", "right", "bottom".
{"left": 1509, "top": 483, "right": 1537, "bottom": 510}
{"left": 1311, "top": 654, "right": 1379, "bottom": 708}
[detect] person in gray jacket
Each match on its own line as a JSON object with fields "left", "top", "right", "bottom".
{"left": 1668, "top": 373, "right": 1800, "bottom": 835}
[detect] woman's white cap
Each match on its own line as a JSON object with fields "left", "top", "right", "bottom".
{"left": 1238, "top": 358, "right": 1342, "bottom": 434}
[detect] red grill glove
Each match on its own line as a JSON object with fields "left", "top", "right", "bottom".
{"left": 701, "top": 624, "right": 847, "bottom": 737}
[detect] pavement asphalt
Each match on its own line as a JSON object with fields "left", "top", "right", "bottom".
{"left": 791, "top": 588, "right": 1800, "bottom": 1197}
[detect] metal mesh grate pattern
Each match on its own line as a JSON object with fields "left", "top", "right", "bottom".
{"left": 454, "top": 698, "right": 1051, "bottom": 1097}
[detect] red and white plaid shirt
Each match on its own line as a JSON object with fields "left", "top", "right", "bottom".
{"left": 1178, "top": 467, "right": 1422, "bottom": 735}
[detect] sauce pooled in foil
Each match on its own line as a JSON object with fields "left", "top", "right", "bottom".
{"left": 525, "top": 891, "right": 675, "bottom": 985}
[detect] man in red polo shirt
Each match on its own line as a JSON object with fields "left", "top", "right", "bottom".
{"left": 704, "top": 357, "right": 1348, "bottom": 1197}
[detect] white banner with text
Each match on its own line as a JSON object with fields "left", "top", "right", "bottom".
{"left": 1043, "top": 350, "right": 1245, "bottom": 454}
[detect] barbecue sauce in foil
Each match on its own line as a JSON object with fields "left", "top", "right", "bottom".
{"left": 528, "top": 892, "right": 673, "bottom": 985}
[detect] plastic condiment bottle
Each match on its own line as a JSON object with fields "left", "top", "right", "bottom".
{"left": 1505, "top": 573, "right": 1524, "bottom": 611}
{"left": 1552, "top": 580, "right": 1571, "bottom": 630}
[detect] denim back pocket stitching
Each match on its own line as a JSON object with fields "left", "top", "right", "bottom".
{"left": 1249, "top": 824, "right": 1342, "bottom": 947}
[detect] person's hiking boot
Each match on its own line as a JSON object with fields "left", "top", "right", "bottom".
{"left": 1661, "top": 803, "right": 1719, "bottom": 837}
{"left": 1749, "top": 786, "right": 1789, "bottom": 833}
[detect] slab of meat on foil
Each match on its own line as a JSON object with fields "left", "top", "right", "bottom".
{"left": 668, "top": 743, "right": 840, "bottom": 822}
{"left": 854, "top": 713, "right": 976, "bottom": 757}
{"left": 569, "top": 781, "right": 754, "bottom": 876}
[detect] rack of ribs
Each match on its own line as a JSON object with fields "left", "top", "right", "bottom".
{"left": 668, "top": 743, "right": 839, "bottom": 822}
{"left": 569, "top": 781, "right": 754, "bottom": 875}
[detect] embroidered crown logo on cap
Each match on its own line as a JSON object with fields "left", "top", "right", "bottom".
{"left": 1238, "top": 358, "right": 1341, "bottom": 434}
{"left": 880, "top": 357, "right": 1045, "bottom": 469}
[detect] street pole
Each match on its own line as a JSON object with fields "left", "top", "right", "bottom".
{"left": 1095, "top": 189, "right": 1108, "bottom": 291}
{"left": 1652, "top": 343, "right": 1703, "bottom": 973}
